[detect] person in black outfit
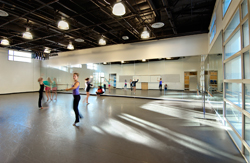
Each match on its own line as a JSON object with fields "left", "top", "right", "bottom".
{"left": 38, "top": 77, "right": 44, "bottom": 109}
{"left": 131, "top": 79, "right": 139, "bottom": 93}
{"left": 130, "top": 79, "right": 133, "bottom": 91}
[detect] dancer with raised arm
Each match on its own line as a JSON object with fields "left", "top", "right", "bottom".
{"left": 65, "top": 73, "right": 82, "bottom": 126}
{"left": 157, "top": 78, "right": 163, "bottom": 91}
{"left": 84, "top": 76, "right": 93, "bottom": 104}
{"left": 131, "top": 79, "right": 139, "bottom": 94}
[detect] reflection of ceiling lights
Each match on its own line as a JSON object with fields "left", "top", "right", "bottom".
{"left": 75, "top": 38, "right": 84, "bottom": 42}
{"left": 122, "top": 36, "right": 129, "bottom": 40}
{"left": 151, "top": 22, "right": 165, "bottom": 28}
{"left": 1, "top": 39, "right": 9, "bottom": 45}
{"left": 112, "top": 0, "right": 126, "bottom": 16}
{"left": 103, "top": 62, "right": 107, "bottom": 64}
{"left": 142, "top": 59, "right": 146, "bottom": 62}
{"left": 67, "top": 42, "right": 74, "bottom": 50}
{"left": 0, "top": 10, "right": 8, "bottom": 17}
{"left": 121, "top": 61, "right": 124, "bottom": 63}
{"left": 44, "top": 47, "right": 51, "bottom": 53}
{"left": 166, "top": 57, "right": 172, "bottom": 59}
{"left": 58, "top": 19, "right": 69, "bottom": 30}
{"left": 99, "top": 38, "right": 106, "bottom": 45}
{"left": 23, "top": 28, "right": 33, "bottom": 39}
{"left": 141, "top": 27, "right": 150, "bottom": 39}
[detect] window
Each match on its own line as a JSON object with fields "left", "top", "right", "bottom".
{"left": 223, "top": 0, "right": 232, "bottom": 17}
{"left": 244, "top": 51, "right": 250, "bottom": 79}
{"left": 224, "top": 10, "right": 240, "bottom": 42}
{"left": 226, "top": 119, "right": 242, "bottom": 149}
{"left": 226, "top": 102, "right": 242, "bottom": 136}
{"left": 225, "top": 83, "right": 242, "bottom": 107}
{"left": 69, "top": 64, "right": 82, "bottom": 68}
{"left": 245, "top": 84, "right": 250, "bottom": 112}
{"left": 225, "top": 55, "right": 241, "bottom": 79}
{"left": 243, "top": 21, "right": 249, "bottom": 48}
{"left": 87, "top": 63, "right": 97, "bottom": 70}
{"left": 8, "top": 50, "right": 32, "bottom": 63}
{"left": 241, "top": 0, "right": 248, "bottom": 19}
{"left": 245, "top": 116, "right": 250, "bottom": 146}
{"left": 224, "top": 30, "right": 241, "bottom": 59}
{"left": 210, "top": 14, "right": 216, "bottom": 43}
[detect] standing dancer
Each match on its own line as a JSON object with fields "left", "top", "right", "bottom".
{"left": 124, "top": 80, "right": 127, "bottom": 90}
{"left": 104, "top": 78, "right": 111, "bottom": 93}
{"left": 38, "top": 77, "right": 44, "bottom": 109}
{"left": 65, "top": 73, "right": 82, "bottom": 126}
{"left": 43, "top": 77, "right": 52, "bottom": 101}
{"left": 130, "top": 79, "right": 133, "bottom": 91}
{"left": 132, "top": 79, "right": 139, "bottom": 94}
{"left": 84, "top": 76, "right": 93, "bottom": 104}
{"left": 157, "top": 78, "right": 163, "bottom": 91}
{"left": 52, "top": 78, "right": 57, "bottom": 100}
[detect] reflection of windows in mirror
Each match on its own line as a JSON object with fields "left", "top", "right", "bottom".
{"left": 223, "top": 0, "right": 232, "bottom": 16}
{"left": 225, "top": 83, "right": 242, "bottom": 107}
{"left": 224, "top": 30, "right": 241, "bottom": 60}
{"left": 210, "top": 14, "right": 216, "bottom": 43}
{"left": 225, "top": 55, "right": 241, "bottom": 79}
{"left": 245, "top": 116, "right": 250, "bottom": 146}
{"left": 8, "top": 50, "right": 32, "bottom": 63}
{"left": 245, "top": 84, "right": 250, "bottom": 112}
{"left": 244, "top": 51, "right": 250, "bottom": 79}
{"left": 226, "top": 102, "right": 242, "bottom": 136}
{"left": 49, "top": 66, "right": 68, "bottom": 72}
{"left": 242, "top": 0, "right": 248, "bottom": 19}
{"left": 243, "top": 21, "right": 249, "bottom": 48}
{"left": 69, "top": 64, "right": 82, "bottom": 68}
{"left": 87, "top": 63, "right": 97, "bottom": 70}
{"left": 224, "top": 10, "right": 239, "bottom": 42}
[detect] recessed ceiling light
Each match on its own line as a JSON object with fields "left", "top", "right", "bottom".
{"left": 122, "top": 36, "right": 129, "bottom": 40}
{"left": 151, "top": 22, "right": 164, "bottom": 28}
{"left": 75, "top": 38, "right": 84, "bottom": 42}
{"left": 0, "top": 10, "right": 8, "bottom": 17}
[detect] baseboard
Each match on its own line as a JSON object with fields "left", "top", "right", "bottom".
{"left": 0, "top": 91, "right": 38, "bottom": 95}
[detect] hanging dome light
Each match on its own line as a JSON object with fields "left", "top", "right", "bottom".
{"left": 23, "top": 28, "right": 33, "bottom": 39}
{"left": 142, "top": 59, "right": 146, "bottom": 62}
{"left": 99, "top": 38, "right": 106, "bottom": 45}
{"left": 67, "top": 42, "right": 74, "bottom": 50}
{"left": 112, "top": 0, "right": 126, "bottom": 16}
{"left": 141, "top": 27, "right": 150, "bottom": 39}
{"left": 1, "top": 39, "right": 9, "bottom": 45}
{"left": 58, "top": 19, "right": 69, "bottom": 30}
{"left": 44, "top": 47, "right": 51, "bottom": 53}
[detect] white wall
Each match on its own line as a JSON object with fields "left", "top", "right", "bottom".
{"left": 0, "top": 48, "right": 40, "bottom": 94}
{"left": 43, "top": 34, "right": 208, "bottom": 67}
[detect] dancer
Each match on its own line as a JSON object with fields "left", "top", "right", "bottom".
{"left": 104, "top": 78, "right": 111, "bottom": 93}
{"left": 96, "top": 86, "right": 104, "bottom": 96}
{"left": 103, "top": 78, "right": 106, "bottom": 92}
{"left": 130, "top": 79, "right": 133, "bottom": 91}
{"left": 38, "top": 77, "right": 44, "bottom": 109}
{"left": 52, "top": 78, "right": 57, "bottom": 100}
{"left": 124, "top": 80, "right": 127, "bottom": 90}
{"left": 43, "top": 77, "right": 52, "bottom": 101}
{"left": 84, "top": 76, "right": 93, "bottom": 104}
{"left": 65, "top": 73, "right": 82, "bottom": 126}
{"left": 131, "top": 79, "right": 139, "bottom": 93}
{"left": 157, "top": 78, "right": 163, "bottom": 91}
{"left": 164, "top": 84, "right": 168, "bottom": 93}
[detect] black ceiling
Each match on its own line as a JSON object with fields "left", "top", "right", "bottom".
{"left": 0, "top": 0, "right": 215, "bottom": 55}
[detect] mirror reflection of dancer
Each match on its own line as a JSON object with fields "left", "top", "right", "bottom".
{"left": 38, "top": 77, "right": 44, "bottom": 109}
{"left": 124, "top": 80, "right": 127, "bottom": 90}
{"left": 157, "top": 78, "right": 163, "bottom": 91}
{"left": 104, "top": 78, "right": 111, "bottom": 93}
{"left": 65, "top": 73, "right": 82, "bottom": 126}
{"left": 52, "top": 78, "right": 57, "bottom": 100}
{"left": 132, "top": 79, "right": 139, "bottom": 94}
{"left": 84, "top": 76, "right": 93, "bottom": 104}
{"left": 130, "top": 79, "right": 133, "bottom": 91}
{"left": 43, "top": 77, "right": 52, "bottom": 101}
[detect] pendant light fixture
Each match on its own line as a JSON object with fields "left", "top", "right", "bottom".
{"left": 23, "top": 28, "right": 33, "bottom": 39}
{"left": 112, "top": 0, "right": 126, "bottom": 16}
{"left": 67, "top": 41, "right": 74, "bottom": 50}
{"left": 58, "top": 18, "right": 69, "bottom": 30}
{"left": 1, "top": 39, "right": 9, "bottom": 45}
{"left": 141, "top": 27, "right": 150, "bottom": 39}
{"left": 99, "top": 37, "right": 106, "bottom": 45}
{"left": 44, "top": 47, "right": 51, "bottom": 53}
{"left": 142, "top": 59, "right": 146, "bottom": 62}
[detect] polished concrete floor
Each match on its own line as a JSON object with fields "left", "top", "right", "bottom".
{"left": 0, "top": 93, "right": 245, "bottom": 163}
